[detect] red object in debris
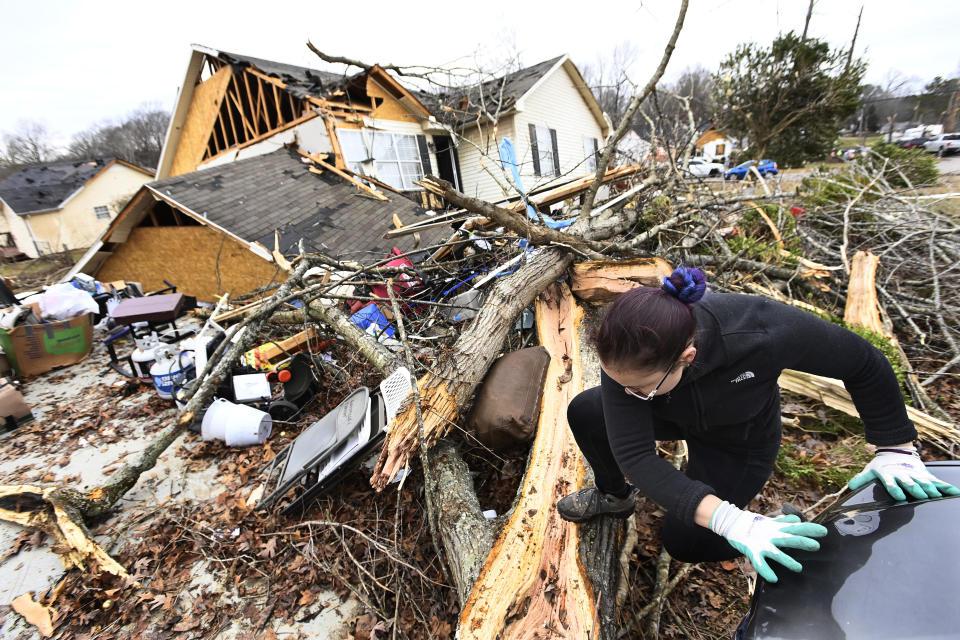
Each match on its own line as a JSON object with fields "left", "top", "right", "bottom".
{"left": 790, "top": 206, "right": 806, "bottom": 217}
{"left": 277, "top": 369, "right": 292, "bottom": 383}
{"left": 369, "top": 248, "right": 420, "bottom": 300}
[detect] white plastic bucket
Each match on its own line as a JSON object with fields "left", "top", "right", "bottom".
{"left": 224, "top": 403, "right": 273, "bottom": 447}
{"left": 201, "top": 398, "right": 232, "bottom": 441}
{"left": 201, "top": 398, "right": 273, "bottom": 446}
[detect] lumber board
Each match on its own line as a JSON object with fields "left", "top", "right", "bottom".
{"left": 569, "top": 257, "right": 675, "bottom": 303}
{"left": 299, "top": 150, "right": 389, "bottom": 201}
{"left": 457, "top": 281, "right": 596, "bottom": 639}
{"left": 777, "top": 370, "right": 960, "bottom": 445}
{"left": 505, "top": 165, "right": 643, "bottom": 213}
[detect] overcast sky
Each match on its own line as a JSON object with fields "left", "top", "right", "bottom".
{"left": 2, "top": 0, "right": 957, "bottom": 147}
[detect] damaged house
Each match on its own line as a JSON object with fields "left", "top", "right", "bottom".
{"left": 438, "top": 55, "right": 611, "bottom": 203}
{"left": 68, "top": 46, "right": 615, "bottom": 300}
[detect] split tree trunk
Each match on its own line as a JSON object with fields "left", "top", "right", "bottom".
{"left": 457, "top": 282, "right": 599, "bottom": 638}
{"left": 569, "top": 257, "right": 674, "bottom": 304}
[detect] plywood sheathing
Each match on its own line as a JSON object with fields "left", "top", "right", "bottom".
{"left": 457, "top": 282, "right": 596, "bottom": 639}
{"left": 96, "top": 225, "right": 279, "bottom": 301}
{"left": 366, "top": 77, "right": 421, "bottom": 123}
{"left": 169, "top": 65, "right": 233, "bottom": 177}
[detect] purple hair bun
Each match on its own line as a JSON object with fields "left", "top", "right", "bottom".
{"left": 661, "top": 266, "right": 706, "bottom": 303}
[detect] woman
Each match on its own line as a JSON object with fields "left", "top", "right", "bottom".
{"left": 557, "top": 266, "right": 959, "bottom": 582}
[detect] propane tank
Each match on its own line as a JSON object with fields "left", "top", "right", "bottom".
{"left": 131, "top": 333, "right": 159, "bottom": 384}
{"left": 150, "top": 348, "right": 195, "bottom": 400}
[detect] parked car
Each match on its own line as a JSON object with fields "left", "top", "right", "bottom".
{"left": 897, "top": 137, "right": 928, "bottom": 150}
{"left": 924, "top": 133, "right": 960, "bottom": 156}
{"left": 725, "top": 159, "right": 778, "bottom": 180}
{"left": 679, "top": 158, "right": 725, "bottom": 178}
{"left": 734, "top": 461, "right": 960, "bottom": 640}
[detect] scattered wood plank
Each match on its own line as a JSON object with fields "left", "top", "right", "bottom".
{"left": 457, "top": 281, "right": 596, "bottom": 639}
{"left": 777, "top": 370, "right": 960, "bottom": 447}
{"left": 569, "top": 257, "right": 674, "bottom": 304}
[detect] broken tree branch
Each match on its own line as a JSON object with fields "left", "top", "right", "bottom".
{"left": 579, "top": 0, "right": 689, "bottom": 218}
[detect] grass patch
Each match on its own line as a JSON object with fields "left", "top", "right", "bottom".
{"left": 776, "top": 435, "right": 871, "bottom": 492}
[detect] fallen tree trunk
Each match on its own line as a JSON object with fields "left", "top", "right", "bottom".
{"left": 370, "top": 247, "right": 575, "bottom": 490}
{"left": 569, "top": 257, "right": 674, "bottom": 304}
{"left": 457, "top": 282, "right": 599, "bottom": 638}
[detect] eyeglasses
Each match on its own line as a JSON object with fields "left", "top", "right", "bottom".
{"left": 623, "top": 366, "right": 674, "bottom": 401}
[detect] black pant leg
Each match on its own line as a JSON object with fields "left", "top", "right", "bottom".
{"left": 566, "top": 386, "right": 632, "bottom": 496}
{"left": 661, "top": 397, "right": 783, "bottom": 562}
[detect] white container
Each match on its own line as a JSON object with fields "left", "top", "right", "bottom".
{"left": 150, "top": 349, "right": 195, "bottom": 400}
{"left": 232, "top": 373, "right": 272, "bottom": 403}
{"left": 201, "top": 398, "right": 273, "bottom": 447}
{"left": 131, "top": 333, "right": 159, "bottom": 383}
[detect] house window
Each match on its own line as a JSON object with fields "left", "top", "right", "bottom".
{"left": 528, "top": 124, "right": 560, "bottom": 178}
{"left": 583, "top": 136, "right": 600, "bottom": 172}
{"left": 337, "top": 129, "right": 429, "bottom": 191}
{"left": 715, "top": 143, "right": 726, "bottom": 156}
{"left": 94, "top": 205, "right": 110, "bottom": 220}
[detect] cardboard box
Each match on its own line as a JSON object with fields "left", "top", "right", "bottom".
{"left": 0, "top": 313, "right": 94, "bottom": 377}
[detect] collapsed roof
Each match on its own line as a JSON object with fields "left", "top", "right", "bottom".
{"left": 145, "top": 148, "right": 447, "bottom": 259}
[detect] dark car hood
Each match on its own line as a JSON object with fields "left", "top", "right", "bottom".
{"left": 739, "top": 462, "right": 960, "bottom": 640}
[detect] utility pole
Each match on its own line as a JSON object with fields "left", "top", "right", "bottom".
{"left": 802, "top": 0, "right": 815, "bottom": 41}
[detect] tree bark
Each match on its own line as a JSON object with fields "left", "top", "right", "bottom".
{"left": 456, "top": 282, "right": 607, "bottom": 638}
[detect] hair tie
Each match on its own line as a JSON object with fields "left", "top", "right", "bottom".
{"left": 662, "top": 266, "right": 706, "bottom": 303}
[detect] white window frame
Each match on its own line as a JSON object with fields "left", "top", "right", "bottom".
{"left": 534, "top": 125, "right": 557, "bottom": 178}
{"left": 583, "top": 136, "right": 599, "bottom": 172}
{"left": 94, "top": 205, "right": 110, "bottom": 220}
{"left": 336, "top": 129, "right": 424, "bottom": 191}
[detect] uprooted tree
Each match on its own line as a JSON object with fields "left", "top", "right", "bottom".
{"left": 5, "top": 1, "right": 960, "bottom": 636}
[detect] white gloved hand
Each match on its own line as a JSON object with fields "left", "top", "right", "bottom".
{"left": 710, "top": 500, "right": 827, "bottom": 583}
{"left": 849, "top": 446, "right": 960, "bottom": 501}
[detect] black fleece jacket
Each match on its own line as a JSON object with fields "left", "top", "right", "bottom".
{"left": 601, "top": 292, "right": 917, "bottom": 525}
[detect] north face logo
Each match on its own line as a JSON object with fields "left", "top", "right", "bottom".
{"left": 730, "top": 371, "right": 755, "bottom": 383}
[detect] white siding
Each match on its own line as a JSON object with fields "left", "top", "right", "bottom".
{"left": 512, "top": 64, "right": 604, "bottom": 193}
{"left": 455, "top": 63, "right": 605, "bottom": 203}
{"left": 457, "top": 119, "right": 517, "bottom": 203}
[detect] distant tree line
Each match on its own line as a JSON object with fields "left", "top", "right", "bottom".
{"left": 0, "top": 104, "right": 169, "bottom": 174}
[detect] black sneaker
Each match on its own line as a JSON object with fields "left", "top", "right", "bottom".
{"left": 557, "top": 486, "right": 637, "bottom": 523}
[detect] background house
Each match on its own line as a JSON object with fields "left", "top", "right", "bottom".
{"left": 694, "top": 126, "right": 734, "bottom": 164}
{"left": 440, "top": 55, "right": 611, "bottom": 203}
{"left": 0, "top": 158, "right": 154, "bottom": 258}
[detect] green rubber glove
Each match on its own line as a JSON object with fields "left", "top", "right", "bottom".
{"left": 848, "top": 446, "right": 960, "bottom": 501}
{"left": 709, "top": 500, "right": 828, "bottom": 583}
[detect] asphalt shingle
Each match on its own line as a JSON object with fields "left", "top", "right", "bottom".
{"left": 0, "top": 158, "right": 115, "bottom": 214}
{"left": 148, "top": 150, "right": 449, "bottom": 261}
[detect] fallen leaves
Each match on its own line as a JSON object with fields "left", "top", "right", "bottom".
{"left": 11, "top": 592, "right": 55, "bottom": 637}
